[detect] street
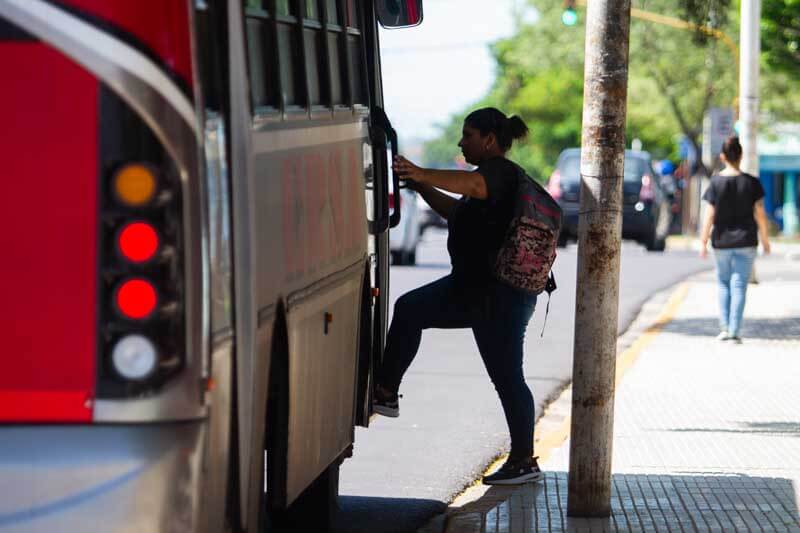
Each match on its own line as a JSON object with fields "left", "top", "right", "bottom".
{"left": 336, "top": 229, "right": 711, "bottom": 533}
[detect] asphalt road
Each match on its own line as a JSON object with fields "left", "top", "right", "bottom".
{"left": 335, "top": 229, "right": 711, "bottom": 533}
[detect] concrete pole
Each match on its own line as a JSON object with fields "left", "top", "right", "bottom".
{"left": 567, "top": 0, "right": 631, "bottom": 518}
{"left": 739, "top": 0, "right": 761, "bottom": 175}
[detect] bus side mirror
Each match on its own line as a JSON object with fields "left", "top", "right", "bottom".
{"left": 375, "top": 0, "right": 423, "bottom": 28}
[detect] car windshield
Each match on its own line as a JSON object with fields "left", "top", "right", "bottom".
{"left": 558, "top": 154, "right": 648, "bottom": 183}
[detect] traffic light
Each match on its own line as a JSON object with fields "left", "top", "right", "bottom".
{"left": 562, "top": 0, "right": 578, "bottom": 25}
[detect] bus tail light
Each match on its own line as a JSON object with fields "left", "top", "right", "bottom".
{"left": 111, "top": 334, "right": 157, "bottom": 380}
{"left": 113, "top": 163, "right": 157, "bottom": 207}
{"left": 118, "top": 222, "right": 160, "bottom": 263}
{"left": 99, "top": 154, "right": 185, "bottom": 397}
{"left": 115, "top": 279, "right": 158, "bottom": 320}
{"left": 96, "top": 88, "right": 188, "bottom": 400}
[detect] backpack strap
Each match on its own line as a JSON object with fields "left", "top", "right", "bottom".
{"left": 540, "top": 272, "right": 557, "bottom": 337}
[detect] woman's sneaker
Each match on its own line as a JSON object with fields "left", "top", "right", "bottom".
{"left": 483, "top": 456, "right": 544, "bottom": 485}
{"left": 372, "top": 387, "right": 401, "bottom": 418}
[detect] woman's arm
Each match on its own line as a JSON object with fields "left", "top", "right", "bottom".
{"left": 699, "top": 204, "right": 715, "bottom": 259}
{"left": 393, "top": 156, "right": 488, "bottom": 199}
{"left": 754, "top": 200, "right": 771, "bottom": 254}
{"left": 410, "top": 182, "right": 458, "bottom": 220}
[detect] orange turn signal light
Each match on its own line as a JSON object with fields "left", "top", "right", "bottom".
{"left": 113, "top": 164, "right": 157, "bottom": 207}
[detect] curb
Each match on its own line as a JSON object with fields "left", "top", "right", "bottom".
{"left": 415, "top": 280, "right": 692, "bottom": 533}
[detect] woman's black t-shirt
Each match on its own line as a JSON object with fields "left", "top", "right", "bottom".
{"left": 702, "top": 173, "right": 765, "bottom": 249}
{"left": 447, "top": 157, "right": 519, "bottom": 288}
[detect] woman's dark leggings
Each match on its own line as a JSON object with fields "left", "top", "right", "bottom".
{"left": 376, "top": 275, "right": 537, "bottom": 460}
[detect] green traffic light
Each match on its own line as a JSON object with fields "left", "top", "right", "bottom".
{"left": 562, "top": 7, "right": 578, "bottom": 26}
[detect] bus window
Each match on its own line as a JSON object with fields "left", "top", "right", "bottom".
{"left": 244, "top": 2, "right": 279, "bottom": 110}
{"left": 244, "top": 0, "right": 366, "bottom": 113}
{"left": 327, "top": 31, "right": 345, "bottom": 105}
{"left": 325, "top": 0, "right": 345, "bottom": 106}
{"left": 326, "top": 0, "right": 340, "bottom": 24}
{"left": 305, "top": 0, "right": 319, "bottom": 20}
{"left": 345, "top": 0, "right": 358, "bottom": 28}
{"left": 303, "top": 1, "right": 327, "bottom": 107}
{"left": 276, "top": 0, "right": 297, "bottom": 17}
{"left": 345, "top": 0, "right": 367, "bottom": 105}
{"left": 276, "top": 4, "right": 304, "bottom": 109}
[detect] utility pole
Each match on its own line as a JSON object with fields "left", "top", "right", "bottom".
{"left": 739, "top": 0, "right": 760, "bottom": 175}
{"left": 567, "top": 0, "right": 631, "bottom": 518}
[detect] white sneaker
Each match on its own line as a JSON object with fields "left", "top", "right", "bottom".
{"left": 716, "top": 331, "right": 732, "bottom": 341}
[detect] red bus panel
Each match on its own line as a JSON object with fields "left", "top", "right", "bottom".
{"left": 55, "top": 0, "right": 194, "bottom": 87}
{"left": 0, "top": 43, "right": 98, "bottom": 422}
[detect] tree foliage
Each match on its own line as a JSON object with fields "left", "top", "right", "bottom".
{"left": 422, "top": 0, "right": 800, "bottom": 180}
{"left": 760, "top": 0, "right": 800, "bottom": 75}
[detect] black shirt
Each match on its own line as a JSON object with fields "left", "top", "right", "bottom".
{"left": 702, "top": 173, "right": 765, "bottom": 249}
{"left": 447, "top": 157, "right": 519, "bottom": 288}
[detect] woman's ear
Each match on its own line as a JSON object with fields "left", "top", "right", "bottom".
{"left": 485, "top": 132, "right": 497, "bottom": 150}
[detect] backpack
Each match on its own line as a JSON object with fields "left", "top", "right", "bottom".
{"left": 493, "top": 167, "right": 562, "bottom": 298}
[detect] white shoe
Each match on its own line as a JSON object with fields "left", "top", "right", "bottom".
{"left": 716, "top": 331, "right": 731, "bottom": 341}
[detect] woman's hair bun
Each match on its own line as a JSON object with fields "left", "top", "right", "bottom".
{"left": 505, "top": 115, "right": 529, "bottom": 140}
{"left": 721, "top": 135, "right": 743, "bottom": 164}
{"left": 464, "top": 107, "right": 529, "bottom": 151}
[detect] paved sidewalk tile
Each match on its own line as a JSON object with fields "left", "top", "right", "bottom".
{"left": 441, "top": 258, "right": 800, "bottom": 532}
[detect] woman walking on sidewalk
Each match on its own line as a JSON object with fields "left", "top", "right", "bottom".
{"left": 372, "top": 107, "right": 543, "bottom": 485}
{"left": 699, "top": 135, "right": 771, "bottom": 343}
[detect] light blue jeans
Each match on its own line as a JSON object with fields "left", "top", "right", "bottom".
{"left": 713, "top": 247, "right": 757, "bottom": 337}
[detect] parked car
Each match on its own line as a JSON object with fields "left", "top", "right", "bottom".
{"left": 546, "top": 148, "right": 672, "bottom": 251}
{"left": 389, "top": 188, "right": 422, "bottom": 265}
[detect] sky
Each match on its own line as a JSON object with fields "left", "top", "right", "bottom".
{"left": 378, "top": 0, "right": 535, "bottom": 143}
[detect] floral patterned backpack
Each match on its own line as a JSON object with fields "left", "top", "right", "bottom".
{"left": 493, "top": 167, "right": 562, "bottom": 298}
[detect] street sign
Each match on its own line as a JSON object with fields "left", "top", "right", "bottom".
{"left": 702, "top": 107, "right": 735, "bottom": 169}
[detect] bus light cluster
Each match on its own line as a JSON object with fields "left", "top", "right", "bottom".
{"left": 100, "top": 162, "right": 184, "bottom": 394}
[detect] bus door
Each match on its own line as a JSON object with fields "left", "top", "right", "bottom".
{"left": 362, "top": 0, "right": 424, "bottom": 425}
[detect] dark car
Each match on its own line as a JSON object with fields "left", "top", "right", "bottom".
{"left": 547, "top": 148, "right": 672, "bottom": 251}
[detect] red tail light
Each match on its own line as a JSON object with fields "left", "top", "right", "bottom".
{"left": 115, "top": 279, "right": 158, "bottom": 320}
{"left": 639, "top": 174, "right": 655, "bottom": 201}
{"left": 389, "top": 191, "right": 399, "bottom": 210}
{"left": 118, "top": 222, "right": 159, "bottom": 263}
{"left": 547, "top": 169, "right": 562, "bottom": 200}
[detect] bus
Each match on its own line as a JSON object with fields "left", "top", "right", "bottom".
{"left": 0, "top": 0, "right": 422, "bottom": 531}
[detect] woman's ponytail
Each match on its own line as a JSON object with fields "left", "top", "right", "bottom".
{"left": 504, "top": 115, "right": 529, "bottom": 142}
{"left": 464, "top": 107, "right": 529, "bottom": 152}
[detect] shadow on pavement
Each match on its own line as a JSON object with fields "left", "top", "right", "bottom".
{"left": 666, "top": 421, "right": 800, "bottom": 436}
{"left": 661, "top": 317, "right": 800, "bottom": 340}
{"left": 442, "top": 472, "right": 800, "bottom": 532}
{"left": 335, "top": 495, "right": 446, "bottom": 533}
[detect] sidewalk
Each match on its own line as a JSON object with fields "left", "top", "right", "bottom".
{"left": 422, "top": 256, "right": 800, "bottom": 532}
{"left": 666, "top": 235, "right": 800, "bottom": 262}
